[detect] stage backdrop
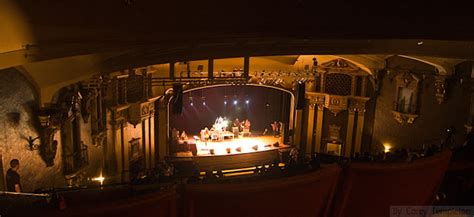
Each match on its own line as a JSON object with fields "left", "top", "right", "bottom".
{"left": 170, "top": 85, "right": 291, "bottom": 135}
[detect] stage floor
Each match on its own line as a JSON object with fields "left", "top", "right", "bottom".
{"left": 175, "top": 135, "right": 289, "bottom": 157}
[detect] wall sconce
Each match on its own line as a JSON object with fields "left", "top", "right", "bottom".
{"left": 92, "top": 174, "right": 105, "bottom": 185}
{"left": 25, "top": 136, "right": 40, "bottom": 151}
{"left": 383, "top": 143, "right": 392, "bottom": 153}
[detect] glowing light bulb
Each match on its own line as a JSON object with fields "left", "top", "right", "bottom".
{"left": 233, "top": 100, "right": 238, "bottom": 105}
{"left": 383, "top": 143, "right": 392, "bottom": 153}
{"left": 245, "top": 100, "right": 249, "bottom": 104}
{"left": 92, "top": 175, "right": 105, "bottom": 185}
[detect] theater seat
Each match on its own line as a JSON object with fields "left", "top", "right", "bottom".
{"left": 332, "top": 150, "right": 452, "bottom": 217}
{"left": 38, "top": 186, "right": 177, "bottom": 217}
{"left": 185, "top": 164, "right": 341, "bottom": 217}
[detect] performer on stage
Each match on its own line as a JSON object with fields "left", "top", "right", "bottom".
{"left": 233, "top": 118, "right": 240, "bottom": 128}
{"left": 244, "top": 119, "right": 251, "bottom": 130}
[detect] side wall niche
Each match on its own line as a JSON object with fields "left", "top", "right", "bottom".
{"left": 371, "top": 56, "right": 470, "bottom": 152}
{"left": 391, "top": 71, "right": 420, "bottom": 124}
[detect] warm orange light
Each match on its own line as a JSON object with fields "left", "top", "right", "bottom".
{"left": 383, "top": 143, "right": 392, "bottom": 153}
{"left": 92, "top": 174, "right": 105, "bottom": 185}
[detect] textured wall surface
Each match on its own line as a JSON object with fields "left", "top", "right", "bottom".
{"left": 0, "top": 68, "right": 65, "bottom": 192}
{"left": 371, "top": 58, "right": 471, "bottom": 152}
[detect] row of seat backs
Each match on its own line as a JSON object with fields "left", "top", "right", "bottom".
{"left": 185, "top": 150, "right": 452, "bottom": 217}
{"left": 15, "top": 150, "right": 450, "bottom": 217}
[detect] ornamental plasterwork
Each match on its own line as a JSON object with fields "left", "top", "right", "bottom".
{"left": 392, "top": 111, "right": 418, "bottom": 125}
{"left": 306, "top": 92, "right": 369, "bottom": 116}
{"left": 348, "top": 98, "right": 369, "bottom": 114}
{"left": 324, "top": 95, "right": 348, "bottom": 116}
{"left": 434, "top": 75, "right": 447, "bottom": 104}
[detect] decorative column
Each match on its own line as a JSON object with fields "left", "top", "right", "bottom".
{"left": 293, "top": 109, "right": 303, "bottom": 149}
{"left": 306, "top": 102, "right": 316, "bottom": 154}
{"left": 351, "top": 75, "right": 357, "bottom": 95}
{"left": 353, "top": 100, "right": 367, "bottom": 155}
{"left": 158, "top": 101, "right": 168, "bottom": 161}
{"left": 149, "top": 111, "right": 156, "bottom": 169}
{"left": 315, "top": 103, "right": 324, "bottom": 153}
{"left": 143, "top": 118, "right": 150, "bottom": 170}
{"left": 345, "top": 109, "right": 356, "bottom": 157}
{"left": 361, "top": 76, "right": 368, "bottom": 97}
{"left": 306, "top": 93, "right": 326, "bottom": 153}
{"left": 111, "top": 105, "right": 130, "bottom": 183}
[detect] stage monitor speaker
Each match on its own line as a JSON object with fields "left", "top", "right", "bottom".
{"left": 172, "top": 83, "right": 183, "bottom": 114}
{"left": 296, "top": 82, "right": 305, "bottom": 110}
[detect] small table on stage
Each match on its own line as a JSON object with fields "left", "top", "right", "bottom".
{"left": 210, "top": 131, "right": 234, "bottom": 141}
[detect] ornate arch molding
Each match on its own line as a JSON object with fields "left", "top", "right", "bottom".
{"left": 166, "top": 83, "right": 296, "bottom": 140}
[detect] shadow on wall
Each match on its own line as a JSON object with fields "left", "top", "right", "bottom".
{"left": 0, "top": 68, "right": 65, "bottom": 192}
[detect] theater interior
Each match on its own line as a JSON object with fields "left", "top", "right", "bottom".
{"left": 1, "top": 1, "right": 474, "bottom": 217}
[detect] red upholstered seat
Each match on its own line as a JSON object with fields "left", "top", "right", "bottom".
{"left": 185, "top": 164, "right": 342, "bottom": 217}
{"left": 40, "top": 186, "right": 177, "bottom": 217}
{"left": 332, "top": 151, "right": 452, "bottom": 217}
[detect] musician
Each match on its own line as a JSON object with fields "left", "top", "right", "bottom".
{"left": 204, "top": 127, "right": 210, "bottom": 141}
{"left": 244, "top": 119, "right": 251, "bottom": 130}
{"left": 233, "top": 118, "right": 241, "bottom": 128}
{"left": 271, "top": 121, "right": 278, "bottom": 137}
{"left": 180, "top": 130, "right": 188, "bottom": 141}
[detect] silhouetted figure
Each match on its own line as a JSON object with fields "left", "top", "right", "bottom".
{"left": 453, "top": 127, "right": 474, "bottom": 161}
{"left": 6, "top": 159, "right": 21, "bottom": 192}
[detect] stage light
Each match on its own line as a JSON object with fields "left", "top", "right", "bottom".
{"left": 190, "top": 102, "right": 194, "bottom": 106}
{"left": 202, "top": 101, "right": 206, "bottom": 106}
{"left": 245, "top": 99, "right": 249, "bottom": 104}
{"left": 233, "top": 100, "right": 238, "bottom": 105}
{"left": 224, "top": 101, "right": 227, "bottom": 105}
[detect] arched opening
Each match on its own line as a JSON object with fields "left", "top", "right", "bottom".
{"left": 167, "top": 84, "right": 294, "bottom": 157}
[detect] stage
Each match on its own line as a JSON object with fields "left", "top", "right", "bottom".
{"left": 168, "top": 135, "right": 292, "bottom": 173}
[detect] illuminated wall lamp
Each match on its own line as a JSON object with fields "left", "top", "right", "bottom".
{"left": 92, "top": 175, "right": 105, "bottom": 185}
{"left": 383, "top": 143, "right": 392, "bottom": 153}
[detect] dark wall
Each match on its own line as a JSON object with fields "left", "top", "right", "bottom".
{"left": 170, "top": 86, "right": 291, "bottom": 135}
{"left": 371, "top": 57, "right": 471, "bottom": 152}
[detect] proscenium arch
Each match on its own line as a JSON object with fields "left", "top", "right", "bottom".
{"left": 166, "top": 83, "right": 296, "bottom": 142}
